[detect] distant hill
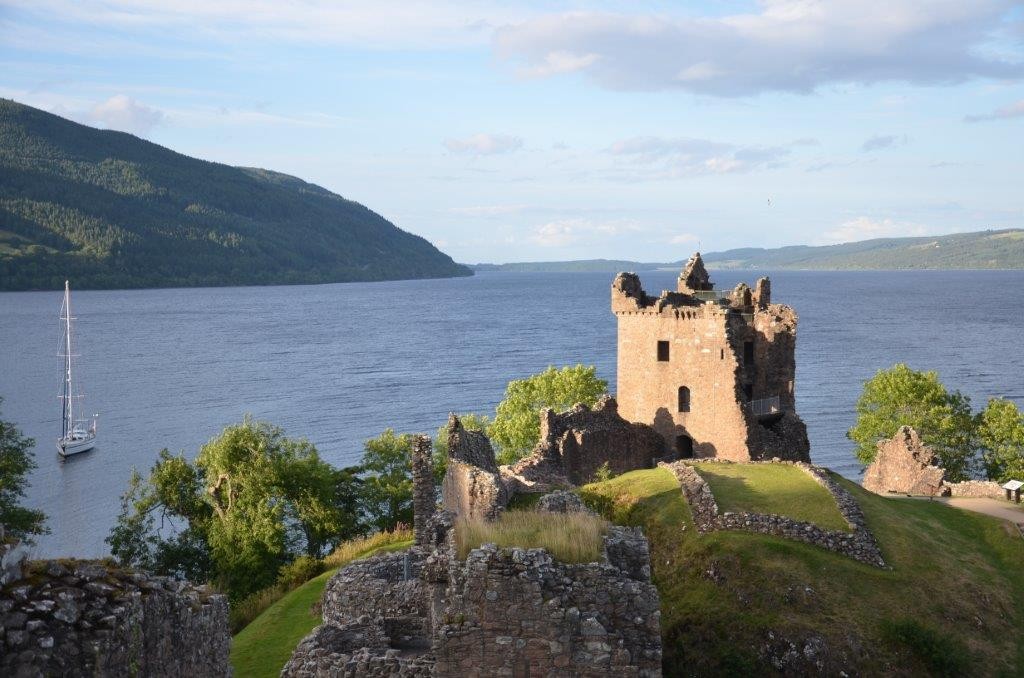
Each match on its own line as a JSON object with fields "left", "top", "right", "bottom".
{"left": 472, "top": 229, "right": 1024, "bottom": 272}
{"left": 0, "top": 99, "right": 470, "bottom": 290}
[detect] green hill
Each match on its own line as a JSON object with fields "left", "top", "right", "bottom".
{"left": 472, "top": 229, "right": 1024, "bottom": 272}
{"left": 0, "top": 99, "right": 471, "bottom": 290}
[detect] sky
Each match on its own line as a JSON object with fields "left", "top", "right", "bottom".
{"left": 1, "top": 0, "right": 1022, "bottom": 263}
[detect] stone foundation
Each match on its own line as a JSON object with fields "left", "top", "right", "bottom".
{"left": 947, "top": 480, "right": 1005, "bottom": 499}
{"left": 1, "top": 558, "right": 230, "bottom": 677}
{"left": 662, "top": 460, "right": 886, "bottom": 568}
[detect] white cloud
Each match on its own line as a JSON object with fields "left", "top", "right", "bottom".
{"left": 528, "top": 218, "right": 640, "bottom": 247}
{"left": 494, "top": 1, "right": 1023, "bottom": 96}
{"left": 608, "top": 136, "right": 792, "bottom": 176}
{"left": 818, "top": 217, "right": 929, "bottom": 244}
{"left": 520, "top": 50, "right": 600, "bottom": 77}
{"left": 669, "top": 233, "right": 699, "bottom": 245}
{"left": 861, "top": 134, "right": 906, "bottom": 152}
{"left": 443, "top": 133, "right": 523, "bottom": 155}
{"left": 449, "top": 204, "right": 528, "bottom": 216}
{"left": 86, "top": 95, "right": 164, "bottom": 136}
{"left": 964, "top": 99, "right": 1024, "bottom": 122}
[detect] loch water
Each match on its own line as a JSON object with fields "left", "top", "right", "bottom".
{"left": 1, "top": 269, "right": 1023, "bottom": 559}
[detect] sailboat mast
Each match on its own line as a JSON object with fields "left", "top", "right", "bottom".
{"left": 63, "top": 280, "right": 73, "bottom": 438}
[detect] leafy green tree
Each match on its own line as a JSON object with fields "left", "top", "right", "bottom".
{"left": 358, "top": 429, "right": 415, "bottom": 533}
{"left": 978, "top": 398, "right": 1024, "bottom": 482}
{"left": 432, "top": 413, "right": 493, "bottom": 481}
{"left": 0, "top": 398, "right": 47, "bottom": 541}
{"left": 848, "top": 364, "right": 977, "bottom": 481}
{"left": 107, "top": 418, "right": 361, "bottom": 599}
{"left": 490, "top": 365, "right": 607, "bottom": 464}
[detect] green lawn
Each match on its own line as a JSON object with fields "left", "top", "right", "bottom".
{"left": 230, "top": 540, "right": 413, "bottom": 678}
{"left": 581, "top": 467, "right": 1024, "bottom": 676}
{"left": 692, "top": 462, "right": 850, "bottom": 531}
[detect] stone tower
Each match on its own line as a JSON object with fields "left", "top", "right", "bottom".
{"left": 611, "top": 252, "right": 809, "bottom": 462}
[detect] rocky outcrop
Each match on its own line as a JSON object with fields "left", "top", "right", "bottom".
{"left": 862, "top": 426, "right": 946, "bottom": 496}
{"left": 441, "top": 415, "right": 509, "bottom": 521}
{"left": 1, "top": 558, "right": 229, "bottom": 677}
{"left": 663, "top": 460, "right": 886, "bottom": 568}
{"left": 508, "top": 396, "right": 666, "bottom": 488}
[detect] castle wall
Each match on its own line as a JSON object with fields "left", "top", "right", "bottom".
{"left": 615, "top": 304, "right": 752, "bottom": 461}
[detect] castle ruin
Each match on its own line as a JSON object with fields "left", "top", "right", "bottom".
{"left": 612, "top": 252, "right": 810, "bottom": 462}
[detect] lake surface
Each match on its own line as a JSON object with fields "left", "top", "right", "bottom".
{"left": 2, "top": 270, "right": 1022, "bottom": 559}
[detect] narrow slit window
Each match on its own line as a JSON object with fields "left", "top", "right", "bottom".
{"left": 743, "top": 341, "right": 754, "bottom": 364}
{"left": 657, "top": 340, "right": 670, "bottom": 362}
{"left": 678, "top": 386, "right": 691, "bottom": 412}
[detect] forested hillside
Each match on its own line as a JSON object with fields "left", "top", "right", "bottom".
{"left": 0, "top": 99, "right": 470, "bottom": 290}
{"left": 473, "top": 229, "right": 1024, "bottom": 272}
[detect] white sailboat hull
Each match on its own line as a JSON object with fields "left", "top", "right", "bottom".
{"left": 57, "top": 434, "right": 96, "bottom": 457}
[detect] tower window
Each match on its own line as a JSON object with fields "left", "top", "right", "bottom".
{"left": 657, "top": 341, "right": 670, "bottom": 362}
{"left": 743, "top": 341, "right": 754, "bottom": 364}
{"left": 678, "top": 386, "right": 691, "bottom": 413}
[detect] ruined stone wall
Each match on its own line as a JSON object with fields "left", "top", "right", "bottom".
{"left": 947, "top": 480, "right": 1005, "bottom": 499}
{"left": 1, "top": 559, "right": 230, "bottom": 677}
{"left": 863, "top": 427, "right": 946, "bottom": 496}
{"left": 662, "top": 460, "right": 885, "bottom": 568}
{"left": 412, "top": 435, "right": 436, "bottom": 546}
{"left": 441, "top": 415, "right": 509, "bottom": 521}
{"left": 515, "top": 396, "right": 666, "bottom": 486}
{"left": 433, "top": 541, "right": 662, "bottom": 677}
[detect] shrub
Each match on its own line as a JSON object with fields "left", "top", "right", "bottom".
{"left": 277, "top": 555, "right": 324, "bottom": 589}
{"left": 455, "top": 511, "right": 608, "bottom": 563}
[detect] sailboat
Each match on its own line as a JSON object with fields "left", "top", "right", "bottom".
{"left": 57, "top": 280, "right": 97, "bottom": 457}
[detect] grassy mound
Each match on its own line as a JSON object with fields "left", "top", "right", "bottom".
{"left": 581, "top": 467, "right": 1024, "bottom": 676}
{"left": 692, "top": 462, "right": 850, "bottom": 531}
{"left": 230, "top": 536, "right": 413, "bottom": 678}
{"left": 456, "top": 510, "right": 608, "bottom": 563}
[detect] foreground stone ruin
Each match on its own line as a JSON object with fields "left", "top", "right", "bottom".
{"left": 862, "top": 426, "right": 1005, "bottom": 498}
{"left": 285, "top": 423, "right": 664, "bottom": 677}
{"left": 283, "top": 509, "right": 663, "bottom": 677}
{"left": 0, "top": 554, "right": 230, "bottom": 677}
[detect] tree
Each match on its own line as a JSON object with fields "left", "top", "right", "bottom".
{"left": 490, "top": 365, "right": 608, "bottom": 464}
{"left": 848, "top": 364, "right": 977, "bottom": 481}
{"left": 0, "top": 398, "right": 47, "bottom": 541}
{"left": 432, "top": 413, "right": 493, "bottom": 482}
{"left": 358, "top": 429, "right": 414, "bottom": 533}
{"left": 978, "top": 398, "right": 1024, "bottom": 482}
{"left": 107, "top": 418, "right": 362, "bottom": 600}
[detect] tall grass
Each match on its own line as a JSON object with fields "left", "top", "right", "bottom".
{"left": 229, "top": 525, "right": 413, "bottom": 633}
{"left": 456, "top": 511, "right": 608, "bottom": 563}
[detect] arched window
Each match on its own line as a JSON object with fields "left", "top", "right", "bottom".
{"left": 678, "top": 386, "right": 691, "bottom": 413}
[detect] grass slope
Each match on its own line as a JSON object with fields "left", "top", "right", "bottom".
{"left": 692, "top": 462, "right": 850, "bottom": 531}
{"left": 231, "top": 540, "right": 413, "bottom": 678}
{"left": 581, "top": 468, "right": 1024, "bottom": 676}
{"left": 0, "top": 98, "right": 471, "bottom": 290}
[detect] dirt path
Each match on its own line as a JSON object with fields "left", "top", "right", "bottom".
{"left": 931, "top": 497, "right": 1024, "bottom": 524}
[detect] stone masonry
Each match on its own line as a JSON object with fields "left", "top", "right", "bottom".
{"left": 862, "top": 426, "right": 946, "bottom": 496}
{"left": 283, "top": 504, "right": 663, "bottom": 677}
{"left": 612, "top": 252, "right": 810, "bottom": 463}
{"left": 662, "top": 460, "right": 886, "bottom": 568}
{"left": 862, "top": 426, "right": 1006, "bottom": 499}
{"left": 412, "top": 435, "right": 437, "bottom": 547}
{"left": 441, "top": 415, "right": 509, "bottom": 522}
{"left": 1, "top": 557, "right": 230, "bottom": 677}
{"left": 507, "top": 396, "right": 666, "bottom": 489}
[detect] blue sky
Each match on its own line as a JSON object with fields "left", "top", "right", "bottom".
{"left": 1, "top": 0, "right": 1022, "bottom": 263}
